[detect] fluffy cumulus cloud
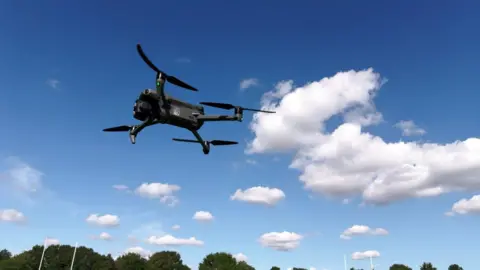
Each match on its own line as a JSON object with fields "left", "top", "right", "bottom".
{"left": 233, "top": 253, "right": 248, "bottom": 262}
{"left": 230, "top": 186, "right": 285, "bottom": 206}
{"left": 135, "top": 182, "right": 180, "bottom": 206}
{"left": 147, "top": 235, "right": 204, "bottom": 246}
{"left": 394, "top": 120, "right": 426, "bottom": 137}
{"left": 193, "top": 211, "right": 214, "bottom": 222}
{"left": 247, "top": 68, "right": 480, "bottom": 205}
{"left": 259, "top": 231, "right": 303, "bottom": 251}
{"left": 86, "top": 214, "right": 120, "bottom": 227}
{"left": 352, "top": 250, "right": 380, "bottom": 260}
{"left": 240, "top": 78, "right": 259, "bottom": 90}
{"left": 340, "top": 225, "right": 388, "bottom": 240}
{"left": 0, "top": 209, "right": 26, "bottom": 223}
{"left": 99, "top": 232, "right": 112, "bottom": 240}
{"left": 446, "top": 195, "right": 480, "bottom": 216}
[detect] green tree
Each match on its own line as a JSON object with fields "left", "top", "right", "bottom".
{"left": 198, "top": 252, "right": 238, "bottom": 270}
{"left": 420, "top": 262, "right": 437, "bottom": 270}
{"left": 146, "top": 251, "right": 189, "bottom": 270}
{"left": 292, "top": 268, "right": 308, "bottom": 270}
{"left": 448, "top": 264, "right": 463, "bottom": 270}
{"left": 270, "top": 267, "right": 281, "bottom": 270}
{"left": 115, "top": 253, "right": 147, "bottom": 270}
{"left": 389, "top": 264, "right": 412, "bottom": 270}
{"left": 0, "top": 249, "right": 12, "bottom": 261}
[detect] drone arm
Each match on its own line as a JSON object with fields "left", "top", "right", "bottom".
{"left": 190, "top": 129, "right": 210, "bottom": 154}
{"left": 156, "top": 74, "right": 167, "bottom": 103}
{"left": 195, "top": 115, "right": 241, "bottom": 122}
{"left": 129, "top": 117, "right": 158, "bottom": 144}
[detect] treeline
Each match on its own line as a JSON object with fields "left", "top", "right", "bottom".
{"left": 0, "top": 245, "right": 464, "bottom": 270}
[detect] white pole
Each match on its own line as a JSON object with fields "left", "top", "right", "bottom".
{"left": 370, "top": 256, "right": 373, "bottom": 270}
{"left": 38, "top": 238, "right": 47, "bottom": 270}
{"left": 344, "top": 254, "right": 347, "bottom": 270}
{"left": 70, "top": 242, "right": 78, "bottom": 270}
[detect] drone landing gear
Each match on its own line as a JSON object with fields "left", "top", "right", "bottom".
{"left": 172, "top": 130, "right": 238, "bottom": 155}
{"left": 103, "top": 118, "right": 158, "bottom": 144}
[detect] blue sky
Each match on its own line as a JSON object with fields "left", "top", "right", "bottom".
{"left": 1, "top": 1, "right": 479, "bottom": 269}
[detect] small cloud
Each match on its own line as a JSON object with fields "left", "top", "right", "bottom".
{"left": 175, "top": 57, "right": 191, "bottom": 63}
{"left": 259, "top": 231, "right": 303, "bottom": 251}
{"left": 113, "top": 184, "right": 129, "bottom": 191}
{"left": 91, "top": 232, "right": 113, "bottom": 241}
{"left": 43, "top": 238, "right": 60, "bottom": 246}
{"left": 193, "top": 211, "right": 214, "bottom": 222}
{"left": 172, "top": 224, "right": 180, "bottom": 230}
{"left": 46, "top": 79, "right": 60, "bottom": 89}
{"left": 147, "top": 235, "right": 204, "bottom": 246}
{"left": 233, "top": 253, "right": 248, "bottom": 262}
{"left": 0, "top": 209, "right": 26, "bottom": 223}
{"left": 246, "top": 159, "right": 257, "bottom": 165}
{"left": 340, "top": 225, "right": 389, "bottom": 240}
{"left": 124, "top": 246, "right": 151, "bottom": 258}
{"left": 394, "top": 120, "right": 426, "bottom": 136}
{"left": 86, "top": 214, "right": 120, "bottom": 227}
{"left": 240, "top": 78, "right": 259, "bottom": 90}
{"left": 351, "top": 250, "right": 380, "bottom": 260}
{"left": 446, "top": 195, "right": 480, "bottom": 216}
{"left": 135, "top": 182, "right": 181, "bottom": 206}
{"left": 231, "top": 186, "right": 285, "bottom": 206}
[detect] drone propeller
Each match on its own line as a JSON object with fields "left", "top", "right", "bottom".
{"left": 103, "top": 125, "right": 132, "bottom": 132}
{"left": 136, "top": 44, "right": 198, "bottom": 91}
{"left": 172, "top": 138, "right": 238, "bottom": 146}
{"left": 199, "top": 102, "right": 275, "bottom": 113}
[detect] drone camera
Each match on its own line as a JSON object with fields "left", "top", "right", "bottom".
{"left": 133, "top": 99, "right": 153, "bottom": 121}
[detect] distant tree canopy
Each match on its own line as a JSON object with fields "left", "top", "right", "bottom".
{"left": 0, "top": 245, "right": 461, "bottom": 270}
{"left": 390, "top": 264, "right": 413, "bottom": 270}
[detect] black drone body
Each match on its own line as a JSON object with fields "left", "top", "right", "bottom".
{"left": 103, "top": 44, "right": 275, "bottom": 155}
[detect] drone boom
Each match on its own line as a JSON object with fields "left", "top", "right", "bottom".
{"left": 136, "top": 43, "right": 198, "bottom": 91}
{"left": 199, "top": 102, "right": 275, "bottom": 113}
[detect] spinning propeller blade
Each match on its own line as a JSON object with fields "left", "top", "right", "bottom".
{"left": 136, "top": 44, "right": 198, "bottom": 91}
{"left": 199, "top": 102, "right": 275, "bottom": 113}
{"left": 172, "top": 138, "right": 238, "bottom": 146}
{"left": 103, "top": 125, "right": 132, "bottom": 132}
{"left": 209, "top": 140, "right": 238, "bottom": 146}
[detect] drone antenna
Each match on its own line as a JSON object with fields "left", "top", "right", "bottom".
{"left": 136, "top": 44, "right": 198, "bottom": 91}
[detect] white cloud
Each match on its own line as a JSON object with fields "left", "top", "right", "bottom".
{"left": 46, "top": 79, "right": 60, "bottom": 89}
{"left": 1, "top": 157, "right": 44, "bottom": 203}
{"left": 446, "top": 195, "right": 480, "bottom": 215}
{"left": 247, "top": 68, "right": 480, "bottom": 205}
{"left": 233, "top": 253, "right": 248, "bottom": 262}
{"left": 394, "top": 120, "right": 426, "bottom": 136}
{"left": 135, "top": 182, "right": 180, "bottom": 206}
{"left": 147, "top": 235, "right": 204, "bottom": 246}
{"left": 86, "top": 214, "right": 120, "bottom": 227}
{"left": 193, "top": 211, "right": 214, "bottom": 222}
{"left": 340, "top": 225, "right": 389, "bottom": 240}
{"left": 44, "top": 238, "right": 60, "bottom": 246}
{"left": 0, "top": 209, "right": 26, "bottom": 223}
{"left": 240, "top": 78, "right": 259, "bottom": 90}
{"left": 246, "top": 159, "right": 257, "bottom": 165}
{"left": 230, "top": 186, "right": 285, "bottom": 206}
{"left": 113, "top": 184, "right": 129, "bottom": 191}
{"left": 352, "top": 250, "right": 380, "bottom": 260}
{"left": 124, "top": 246, "right": 151, "bottom": 258}
{"left": 99, "top": 232, "right": 112, "bottom": 240}
{"left": 259, "top": 231, "right": 303, "bottom": 251}
{"left": 172, "top": 224, "right": 181, "bottom": 230}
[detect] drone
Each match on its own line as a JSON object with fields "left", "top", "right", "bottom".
{"left": 103, "top": 44, "right": 275, "bottom": 155}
